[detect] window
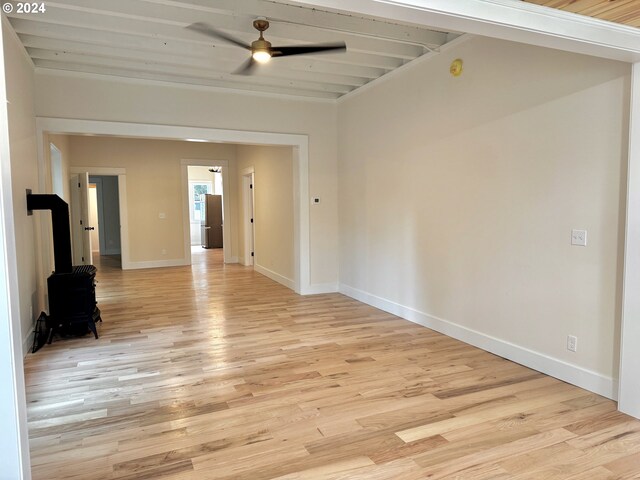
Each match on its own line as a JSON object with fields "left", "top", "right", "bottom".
{"left": 189, "top": 181, "right": 213, "bottom": 223}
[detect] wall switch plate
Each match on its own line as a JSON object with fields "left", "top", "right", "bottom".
{"left": 159, "top": 212, "right": 166, "bottom": 219}
{"left": 571, "top": 229, "right": 587, "bottom": 246}
{"left": 567, "top": 335, "right": 578, "bottom": 352}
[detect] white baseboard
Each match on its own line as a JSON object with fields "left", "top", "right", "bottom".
{"left": 254, "top": 264, "right": 295, "bottom": 290}
{"left": 123, "top": 258, "right": 189, "bottom": 270}
{"left": 300, "top": 283, "right": 339, "bottom": 295}
{"left": 339, "top": 283, "right": 617, "bottom": 400}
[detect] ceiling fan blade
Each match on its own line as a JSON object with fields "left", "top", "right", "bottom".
{"left": 271, "top": 42, "right": 346, "bottom": 57}
{"left": 233, "top": 57, "right": 258, "bottom": 75}
{"left": 186, "top": 22, "right": 250, "bottom": 50}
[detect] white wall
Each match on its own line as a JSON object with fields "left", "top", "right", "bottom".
{"left": 0, "top": 17, "right": 33, "bottom": 480}
{"left": 338, "top": 36, "right": 631, "bottom": 398}
{"left": 3, "top": 20, "right": 40, "bottom": 352}
{"left": 47, "top": 134, "right": 71, "bottom": 202}
{"left": 35, "top": 73, "right": 339, "bottom": 287}
{"left": 188, "top": 165, "right": 218, "bottom": 185}
{"left": 88, "top": 185, "right": 99, "bottom": 252}
{"left": 237, "top": 145, "right": 294, "bottom": 286}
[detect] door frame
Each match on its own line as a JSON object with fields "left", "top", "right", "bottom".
{"left": 36, "top": 117, "right": 309, "bottom": 294}
{"left": 181, "top": 159, "right": 231, "bottom": 263}
{"left": 70, "top": 166, "right": 129, "bottom": 268}
{"left": 241, "top": 167, "right": 255, "bottom": 266}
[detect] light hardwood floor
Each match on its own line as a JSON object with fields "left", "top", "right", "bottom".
{"left": 25, "top": 249, "right": 640, "bottom": 479}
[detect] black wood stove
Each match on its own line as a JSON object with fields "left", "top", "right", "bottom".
{"left": 47, "top": 265, "right": 100, "bottom": 339}
{"left": 27, "top": 193, "right": 101, "bottom": 342}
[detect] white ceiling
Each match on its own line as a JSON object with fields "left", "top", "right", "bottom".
{"left": 6, "top": 0, "right": 461, "bottom": 100}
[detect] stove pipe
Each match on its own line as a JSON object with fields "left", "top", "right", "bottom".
{"left": 26, "top": 193, "right": 73, "bottom": 274}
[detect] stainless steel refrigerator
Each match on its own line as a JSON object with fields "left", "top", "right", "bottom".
{"left": 201, "top": 194, "right": 223, "bottom": 248}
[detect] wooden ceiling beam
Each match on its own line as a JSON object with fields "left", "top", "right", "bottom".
{"left": 10, "top": 17, "right": 406, "bottom": 70}
{"left": 18, "top": 34, "right": 387, "bottom": 80}
{"left": 27, "top": 49, "right": 362, "bottom": 91}
{"left": 34, "top": 61, "right": 343, "bottom": 99}
{"left": 8, "top": 5, "right": 425, "bottom": 60}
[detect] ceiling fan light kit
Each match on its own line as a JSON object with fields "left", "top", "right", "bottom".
{"left": 251, "top": 19, "right": 272, "bottom": 63}
{"left": 187, "top": 18, "right": 346, "bottom": 75}
{"left": 252, "top": 51, "right": 271, "bottom": 63}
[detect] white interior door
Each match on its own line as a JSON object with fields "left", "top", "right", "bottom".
{"left": 250, "top": 176, "right": 255, "bottom": 264}
{"left": 242, "top": 172, "right": 255, "bottom": 266}
{"left": 69, "top": 173, "right": 93, "bottom": 265}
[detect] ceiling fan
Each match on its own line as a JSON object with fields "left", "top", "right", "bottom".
{"left": 186, "top": 18, "right": 347, "bottom": 75}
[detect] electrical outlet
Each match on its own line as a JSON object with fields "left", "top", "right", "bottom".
{"left": 571, "top": 229, "right": 587, "bottom": 246}
{"left": 567, "top": 335, "right": 578, "bottom": 352}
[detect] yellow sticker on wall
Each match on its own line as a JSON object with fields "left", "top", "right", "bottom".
{"left": 450, "top": 58, "right": 463, "bottom": 77}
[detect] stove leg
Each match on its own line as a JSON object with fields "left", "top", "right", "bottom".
{"left": 87, "top": 321, "right": 99, "bottom": 339}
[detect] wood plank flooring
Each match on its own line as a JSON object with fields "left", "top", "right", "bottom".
{"left": 24, "top": 249, "right": 640, "bottom": 479}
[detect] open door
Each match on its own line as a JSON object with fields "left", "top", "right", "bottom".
{"left": 242, "top": 172, "right": 255, "bottom": 266}
{"left": 70, "top": 173, "right": 93, "bottom": 265}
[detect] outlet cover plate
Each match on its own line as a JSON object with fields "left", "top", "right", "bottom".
{"left": 571, "top": 229, "right": 587, "bottom": 246}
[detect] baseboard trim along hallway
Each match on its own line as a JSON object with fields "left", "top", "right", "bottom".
{"left": 339, "top": 283, "right": 617, "bottom": 400}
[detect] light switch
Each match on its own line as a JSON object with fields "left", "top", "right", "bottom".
{"left": 571, "top": 229, "right": 587, "bottom": 246}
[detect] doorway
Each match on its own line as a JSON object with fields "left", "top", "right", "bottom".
{"left": 181, "top": 159, "right": 232, "bottom": 266}
{"left": 89, "top": 175, "right": 122, "bottom": 268}
{"left": 69, "top": 166, "right": 129, "bottom": 269}
{"left": 187, "top": 165, "right": 220, "bottom": 247}
{"left": 40, "top": 119, "right": 308, "bottom": 290}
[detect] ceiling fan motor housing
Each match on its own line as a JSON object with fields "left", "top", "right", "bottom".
{"left": 251, "top": 18, "right": 272, "bottom": 61}
{"left": 253, "top": 19, "right": 270, "bottom": 32}
{"left": 252, "top": 38, "right": 272, "bottom": 52}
